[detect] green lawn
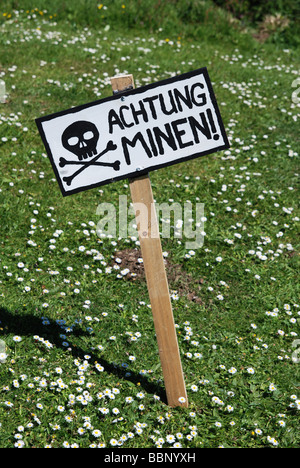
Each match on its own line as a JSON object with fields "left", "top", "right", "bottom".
{"left": 0, "top": 2, "right": 299, "bottom": 448}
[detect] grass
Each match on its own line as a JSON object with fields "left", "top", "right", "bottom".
{"left": 0, "top": 2, "right": 299, "bottom": 448}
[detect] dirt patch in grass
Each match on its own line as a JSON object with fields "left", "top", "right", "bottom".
{"left": 112, "top": 248, "right": 204, "bottom": 304}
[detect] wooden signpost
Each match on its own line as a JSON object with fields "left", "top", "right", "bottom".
{"left": 36, "top": 68, "right": 229, "bottom": 407}
{"left": 111, "top": 74, "right": 188, "bottom": 407}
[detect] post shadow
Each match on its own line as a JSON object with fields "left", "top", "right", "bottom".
{"left": 0, "top": 306, "right": 167, "bottom": 403}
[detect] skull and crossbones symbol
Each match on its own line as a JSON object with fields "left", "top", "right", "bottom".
{"left": 60, "top": 120, "right": 120, "bottom": 186}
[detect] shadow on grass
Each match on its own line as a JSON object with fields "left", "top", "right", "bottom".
{"left": 0, "top": 306, "right": 167, "bottom": 403}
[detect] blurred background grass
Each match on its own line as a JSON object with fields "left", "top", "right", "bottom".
{"left": 1, "top": 0, "right": 299, "bottom": 47}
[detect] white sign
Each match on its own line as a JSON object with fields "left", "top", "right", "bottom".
{"left": 36, "top": 68, "right": 229, "bottom": 196}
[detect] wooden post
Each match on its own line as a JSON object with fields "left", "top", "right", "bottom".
{"left": 111, "top": 75, "right": 188, "bottom": 408}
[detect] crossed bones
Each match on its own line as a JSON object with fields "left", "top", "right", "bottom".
{"left": 59, "top": 140, "right": 120, "bottom": 186}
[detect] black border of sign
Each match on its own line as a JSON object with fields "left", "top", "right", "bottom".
{"left": 35, "top": 67, "right": 230, "bottom": 197}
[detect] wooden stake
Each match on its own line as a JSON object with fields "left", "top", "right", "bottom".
{"left": 111, "top": 75, "right": 188, "bottom": 408}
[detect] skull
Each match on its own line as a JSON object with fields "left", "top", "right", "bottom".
{"left": 62, "top": 121, "right": 99, "bottom": 161}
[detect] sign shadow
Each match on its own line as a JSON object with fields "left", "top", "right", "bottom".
{"left": 0, "top": 307, "right": 167, "bottom": 403}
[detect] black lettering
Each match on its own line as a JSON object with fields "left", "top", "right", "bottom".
{"left": 159, "top": 91, "right": 178, "bottom": 116}
{"left": 206, "top": 108, "right": 220, "bottom": 140}
{"left": 171, "top": 118, "right": 194, "bottom": 149}
{"left": 108, "top": 109, "right": 125, "bottom": 134}
{"left": 188, "top": 113, "right": 212, "bottom": 142}
{"left": 121, "top": 132, "right": 153, "bottom": 165}
{"left": 153, "top": 124, "right": 177, "bottom": 155}
{"left": 119, "top": 106, "right": 134, "bottom": 128}
{"left": 143, "top": 95, "right": 159, "bottom": 120}
{"left": 146, "top": 128, "right": 159, "bottom": 157}
{"left": 130, "top": 101, "right": 149, "bottom": 125}
{"left": 173, "top": 85, "right": 193, "bottom": 112}
{"left": 190, "top": 83, "right": 207, "bottom": 107}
